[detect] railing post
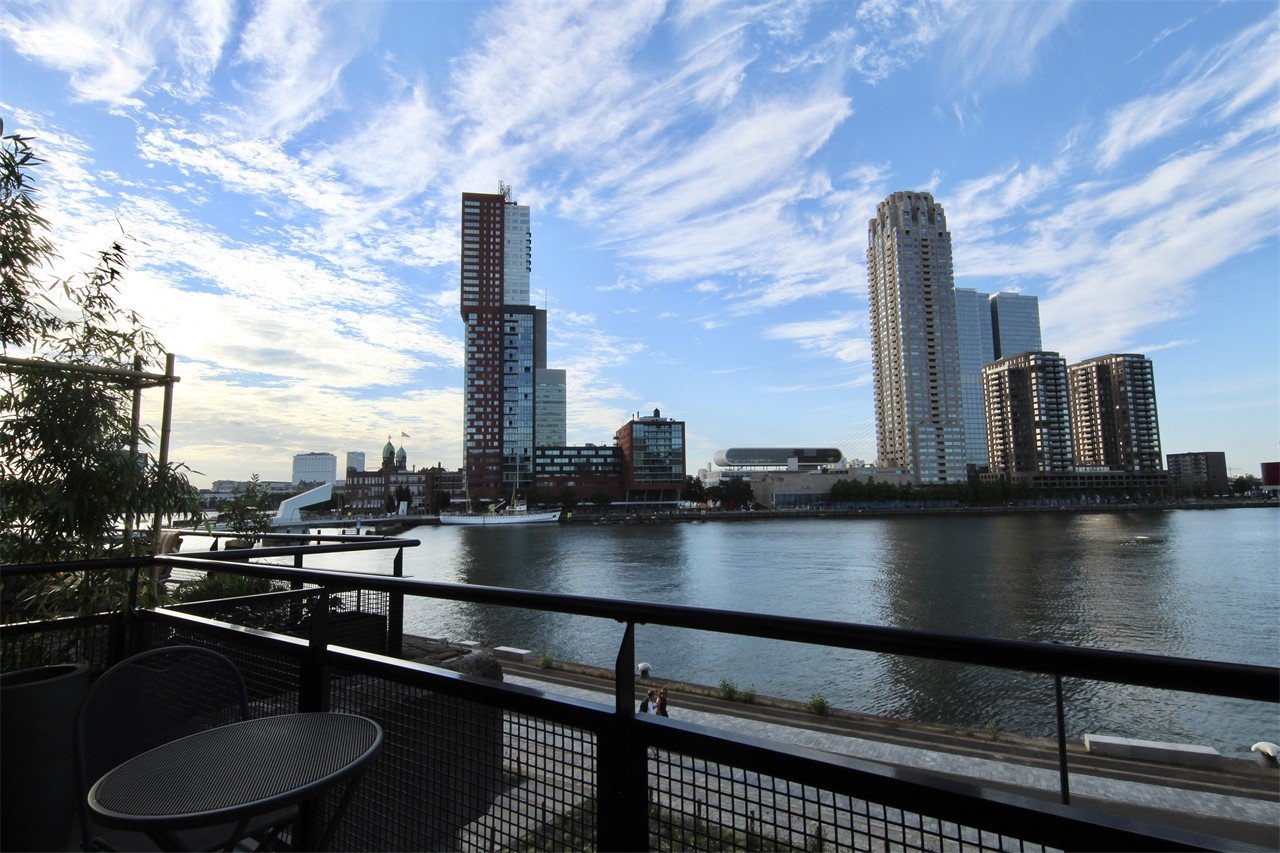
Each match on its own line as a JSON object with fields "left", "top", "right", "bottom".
{"left": 388, "top": 548, "right": 404, "bottom": 658}
{"left": 598, "top": 621, "right": 647, "bottom": 851}
{"left": 1055, "top": 672, "right": 1071, "bottom": 805}
{"left": 123, "top": 565, "right": 144, "bottom": 657}
{"left": 300, "top": 585, "right": 331, "bottom": 714}
{"left": 297, "top": 583, "right": 332, "bottom": 852}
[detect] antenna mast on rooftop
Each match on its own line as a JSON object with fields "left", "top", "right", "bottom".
{"left": 498, "top": 181, "right": 512, "bottom": 201}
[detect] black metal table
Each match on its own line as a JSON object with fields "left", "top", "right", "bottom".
{"left": 88, "top": 712, "right": 382, "bottom": 852}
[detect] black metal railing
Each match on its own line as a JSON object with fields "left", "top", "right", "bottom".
{"left": 2, "top": 544, "right": 1275, "bottom": 851}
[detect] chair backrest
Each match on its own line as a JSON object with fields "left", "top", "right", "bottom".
{"left": 74, "top": 646, "right": 249, "bottom": 850}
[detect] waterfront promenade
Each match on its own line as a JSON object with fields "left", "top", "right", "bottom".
{"left": 493, "top": 656, "right": 1278, "bottom": 847}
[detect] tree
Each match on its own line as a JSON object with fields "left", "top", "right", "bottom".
{"left": 557, "top": 486, "right": 578, "bottom": 511}
{"left": 589, "top": 489, "right": 614, "bottom": 508}
{"left": 1, "top": 124, "right": 201, "bottom": 617}
{"left": 430, "top": 490, "right": 452, "bottom": 514}
{"left": 217, "top": 475, "right": 274, "bottom": 543}
{"left": 681, "top": 475, "right": 706, "bottom": 503}
{"left": 717, "top": 479, "right": 755, "bottom": 510}
{"left": 1231, "top": 475, "right": 1260, "bottom": 494}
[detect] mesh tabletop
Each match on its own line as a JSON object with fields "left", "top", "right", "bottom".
{"left": 89, "top": 713, "right": 382, "bottom": 828}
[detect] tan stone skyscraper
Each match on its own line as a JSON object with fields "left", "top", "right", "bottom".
{"left": 866, "top": 192, "right": 967, "bottom": 483}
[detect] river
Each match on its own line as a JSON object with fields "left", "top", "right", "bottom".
{"left": 301, "top": 508, "right": 1277, "bottom": 756}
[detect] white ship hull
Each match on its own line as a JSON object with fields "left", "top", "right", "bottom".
{"left": 439, "top": 510, "right": 562, "bottom": 526}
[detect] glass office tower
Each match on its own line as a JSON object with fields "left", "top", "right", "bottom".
{"left": 954, "top": 289, "right": 996, "bottom": 469}
{"left": 990, "top": 292, "right": 1042, "bottom": 359}
{"left": 954, "top": 290, "right": 1044, "bottom": 469}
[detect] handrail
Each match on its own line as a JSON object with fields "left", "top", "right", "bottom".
{"left": 165, "top": 529, "right": 408, "bottom": 543}
{"left": 157, "top": 554, "right": 1279, "bottom": 703}
{"left": 0, "top": 556, "right": 152, "bottom": 577}
{"left": 0, "top": 536, "right": 416, "bottom": 576}
{"left": 176, "top": 540, "right": 418, "bottom": 562}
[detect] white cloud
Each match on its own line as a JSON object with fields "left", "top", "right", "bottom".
{"left": 765, "top": 314, "right": 870, "bottom": 363}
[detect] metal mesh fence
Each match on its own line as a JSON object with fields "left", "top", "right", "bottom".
{"left": 319, "top": 667, "right": 598, "bottom": 852}
{"left": 169, "top": 586, "right": 391, "bottom": 653}
{"left": 648, "top": 749, "right": 1054, "bottom": 853}
{"left": 150, "top": 622, "right": 302, "bottom": 716}
{"left": 0, "top": 614, "right": 118, "bottom": 675}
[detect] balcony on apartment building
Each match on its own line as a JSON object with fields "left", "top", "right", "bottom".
{"left": 1, "top": 533, "right": 1275, "bottom": 851}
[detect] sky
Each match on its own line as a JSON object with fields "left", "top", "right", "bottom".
{"left": 2, "top": 0, "right": 1277, "bottom": 488}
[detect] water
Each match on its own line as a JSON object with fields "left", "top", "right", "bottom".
{"left": 300, "top": 508, "right": 1278, "bottom": 756}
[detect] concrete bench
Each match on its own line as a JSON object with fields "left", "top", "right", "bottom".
{"left": 459, "top": 640, "right": 482, "bottom": 650}
{"left": 493, "top": 646, "right": 536, "bottom": 662}
{"left": 1083, "top": 734, "right": 1220, "bottom": 768}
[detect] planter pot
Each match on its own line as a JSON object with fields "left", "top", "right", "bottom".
{"left": 1, "top": 663, "right": 90, "bottom": 852}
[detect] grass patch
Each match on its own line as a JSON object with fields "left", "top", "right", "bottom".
{"left": 806, "top": 693, "right": 830, "bottom": 716}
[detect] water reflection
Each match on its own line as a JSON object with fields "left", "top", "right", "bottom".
{"left": 335, "top": 510, "right": 1274, "bottom": 755}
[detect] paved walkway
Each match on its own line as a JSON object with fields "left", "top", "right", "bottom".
{"left": 504, "top": 673, "right": 1279, "bottom": 833}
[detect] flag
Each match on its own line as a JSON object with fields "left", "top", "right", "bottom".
{"left": 401, "top": 431, "right": 411, "bottom": 438}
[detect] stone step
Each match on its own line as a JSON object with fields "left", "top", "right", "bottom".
{"left": 1084, "top": 734, "right": 1221, "bottom": 768}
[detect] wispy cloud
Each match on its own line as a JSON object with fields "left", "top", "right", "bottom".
{"left": 943, "top": 1, "right": 1075, "bottom": 88}
{"left": 235, "top": 1, "right": 374, "bottom": 140}
{"left": 1096, "top": 11, "right": 1279, "bottom": 168}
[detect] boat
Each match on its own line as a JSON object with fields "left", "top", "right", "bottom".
{"left": 439, "top": 508, "right": 561, "bottom": 526}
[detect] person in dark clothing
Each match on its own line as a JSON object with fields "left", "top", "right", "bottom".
{"left": 655, "top": 687, "right": 669, "bottom": 717}
{"left": 638, "top": 688, "right": 655, "bottom": 714}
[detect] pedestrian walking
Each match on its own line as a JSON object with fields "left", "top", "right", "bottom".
{"left": 655, "top": 687, "right": 669, "bottom": 717}
{"left": 638, "top": 688, "right": 655, "bottom": 714}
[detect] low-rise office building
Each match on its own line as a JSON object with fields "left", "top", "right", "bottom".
{"left": 533, "top": 444, "right": 625, "bottom": 500}
{"left": 754, "top": 467, "right": 915, "bottom": 508}
{"left": 615, "top": 409, "right": 686, "bottom": 503}
{"left": 1166, "top": 451, "right": 1229, "bottom": 496}
{"left": 292, "top": 451, "right": 337, "bottom": 486}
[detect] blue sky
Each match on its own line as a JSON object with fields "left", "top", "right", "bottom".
{"left": 2, "top": 0, "right": 1276, "bottom": 487}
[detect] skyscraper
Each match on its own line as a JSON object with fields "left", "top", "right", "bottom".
{"left": 982, "top": 351, "right": 1073, "bottom": 473}
{"left": 461, "top": 189, "right": 550, "bottom": 498}
{"left": 867, "top": 192, "right": 967, "bottom": 483}
{"left": 954, "top": 289, "right": 1043, "bottom": 468}
{"left": 1067, "top": 354, "right": 1162, "bottom": 471}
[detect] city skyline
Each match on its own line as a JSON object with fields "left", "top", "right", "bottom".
{"left": 2, "top": 1, "right": 1276, "bottom": 487}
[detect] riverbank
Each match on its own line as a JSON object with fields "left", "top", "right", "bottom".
{"left": 400, "top": 635, "right": 1278, "bottom": 846}
{"left": 563, "top": 497, "right": 1275, "bottom": 525}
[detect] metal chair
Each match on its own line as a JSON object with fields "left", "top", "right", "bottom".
{"left": 75, "top": 645, "right": 297, "bottom": 851}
